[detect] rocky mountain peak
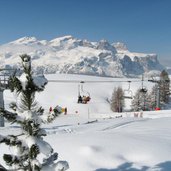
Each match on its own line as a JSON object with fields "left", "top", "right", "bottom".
{"left": 0, "top": 35, "right": 164, "bottom": 77}
{"left": 113, "top": 42, "right": 128, "bottom": 52}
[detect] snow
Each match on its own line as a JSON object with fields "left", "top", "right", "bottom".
{"left": 113, "top": 42, "right": 156, "bottom": 61}
{"left": 10, "top": 36, "right": 38, "bottom": 45}
{"left": 18, "top": 73, "right": 28, "bottom": 90}
{"left": 55, "top": 161, "right": 69, "bottom": 171}
{"left": 1, "top": 73, "right": 171, "bottom": 171}
{"left": 0, "top": 35, "right": 164, "bottom": 77}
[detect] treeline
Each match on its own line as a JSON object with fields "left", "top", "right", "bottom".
{"left": 110, "top": 70, "right": 170, "bottom": 112}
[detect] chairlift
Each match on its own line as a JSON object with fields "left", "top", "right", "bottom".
{"left": 139, "top": 74, "right": 147, "bottom": 93}
{"left": 77, "top": 81, "right": 91, "bottom": 104}
{"left": 123, "top": 81, "right": 133, "bottom": 99}
{"left": 139, "top": 88, "right": 147, "bottom": 93}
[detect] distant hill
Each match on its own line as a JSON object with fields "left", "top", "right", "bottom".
{"left": 0, "top": 35, "right": 164, "bottom": 77}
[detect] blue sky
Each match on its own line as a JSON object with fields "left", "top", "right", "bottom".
{"left": 0, "top": 0, "right": 171, "bottom": 66}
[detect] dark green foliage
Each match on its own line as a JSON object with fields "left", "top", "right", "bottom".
{"left": 0, "top": 108, "right": 17, "bottom": 122}
{"left": 37, "top": 106, "right": 44, "bottom": 115}
{"left": 0, "top": 135, "right": 22, "bottom": 146}
{"left": 22, "top": 120, "right": 40, "bottom": 136}
{"left": 3, "top": 154, "right": 15, "bottom": 166}
{"left": 8, "top": 76, "right": 22, "bottom": 93}
{"left": 3, "top": 154, "right": 29, "bottom": 168}
{"left": 29, "top": 144, "right": 40, "bottom": 159}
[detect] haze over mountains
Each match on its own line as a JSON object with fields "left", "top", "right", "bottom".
{"left": 0, "top": 35, "right": 164, "bottom": 77}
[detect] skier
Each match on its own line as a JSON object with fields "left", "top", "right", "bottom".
{"left": 82, "top": 96, "right": 87, "bottom": 104}
{"left": 49, "top": 106, "right": 53, "bottom": 112}
{"left": 86, "top": 96, "right": 91, "bottom": 102}
{"left": 78, "top": 95, "right": 83, "bottom": 103}
{"left": 64, "top": 107, "right": 67, "bottom": 115}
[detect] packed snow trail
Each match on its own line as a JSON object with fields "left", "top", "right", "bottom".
{"left": 101, "top": 118, "right": 149, "bottom": 131}
{"left": 44, "top": 117, "right": 149, "bottom": 135}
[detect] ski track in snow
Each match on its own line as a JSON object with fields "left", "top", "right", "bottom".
{"left": 101, "top": 118, "right": 149, "bottom": 131}
{"left": 46, "top": 128, "right": 75, "bottom": 135}
{"left": 44, "top": 118, "right": 150, "bottom": 135}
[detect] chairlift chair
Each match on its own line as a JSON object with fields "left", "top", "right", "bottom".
{"left": 139, "top": 75, "right": 147, "bottom": 93}
{"left": 77, "top": 81, "right": 91, "bottom": 104}
{"left": 123, "top": 81, "right": 133, "bottom": 99}
{"left": 139, "top": 88, "right": 147, "bottom": 93}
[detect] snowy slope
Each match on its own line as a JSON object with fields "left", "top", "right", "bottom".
{"left": 1, "top": 74, "right": 171, "bottom": 171}
{"left": 4, "top": 73, "right": 155, "bottom": 114}
{"left": 0, "top": 36, "right": 164, "bottom": 77}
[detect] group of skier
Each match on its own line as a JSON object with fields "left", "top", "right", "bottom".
{"left": 49, "top": 106, "right": 67, "bottom": 115}
{"left": 48, "top": 94, "right": 91, "bottom": 115}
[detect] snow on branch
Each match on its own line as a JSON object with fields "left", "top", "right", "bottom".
{"left": 0, "top": 108, "right": 17, "bottom": 122}
{"left": 43, "top": 105, "right": 63, "bottom": 123}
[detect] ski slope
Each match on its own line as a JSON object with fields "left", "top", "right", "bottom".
{"left": 1, "top": 74, "right": 171, "bottom": 171}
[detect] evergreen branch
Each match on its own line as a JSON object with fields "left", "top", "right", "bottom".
{"left": 0, "top": 108, "right": 17, "bottom": 122}
{"left": 36, "top": 106, "right": 44, "bottom": 115}
{"left": 19, "top": 92, "right": 37, "bottom": 111}
{"left": 8, "top": 75, "right": 22, "bottom": 93}
{"left": 3, "top": 153, "right": 29, "bottom": 167}
{"left": 0, "top": 135, "right": 21, "bottom": 146}
{"left": 22, "top": 119, "right": 41, "bottom": 136}
{"left": 29, "top": 144, "right": 40, "bottom": 159}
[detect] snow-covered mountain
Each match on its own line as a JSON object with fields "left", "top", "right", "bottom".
{"left": 0, "top": 36, "right": 164, "bottom": 77}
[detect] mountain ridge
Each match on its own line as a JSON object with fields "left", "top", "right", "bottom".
{"left": 0, "top": 35, "right": 164, "bottom": 77}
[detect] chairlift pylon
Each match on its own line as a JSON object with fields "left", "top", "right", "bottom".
{"left": 0, "top": 68, "right": 18, "bottom": 90}
{"left": 0, "top": 68, "right": 19, "bottom": 127}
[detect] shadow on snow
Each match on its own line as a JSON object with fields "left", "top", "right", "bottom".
{"left": 95, "top": 161, "right": 171, "bottom": 171}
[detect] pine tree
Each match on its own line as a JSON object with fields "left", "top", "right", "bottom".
{"left": 111, "top": 86, "right": 124, "bottom": 112}
{"left": 131, "top": 89, "right": 149, "bottom": 111}
{"left": 148, "top": 84, "right": 158, "bottom": 110}
{"left": 0, "top": 54, "right": 69, "bottom": 171}
{"left": 159, "top": 70, "right": 170, "bottom": 104}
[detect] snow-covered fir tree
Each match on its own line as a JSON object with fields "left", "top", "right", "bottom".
{"left": 148, "top": 84, "right": 158, "bottom": 110}
{"left": 0, "top": 54, "right": 69, "bottom": 171}
{"left": 131, "top": 89, "right": 149, "bottom": 111}
{"left": 159, "top": 70, "right": 170, "bottom": 104}
{"left": 110, "top": 86, "right": 124, "bottom": 112}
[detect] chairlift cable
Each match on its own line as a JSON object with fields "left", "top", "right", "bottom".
{"left": 47, "top": 80, "right": 146, "bottom": 83}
